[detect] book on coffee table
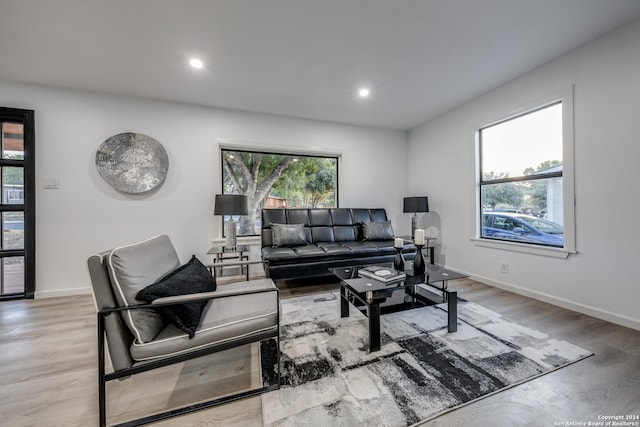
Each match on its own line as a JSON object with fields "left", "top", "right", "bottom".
{"left": 358, "top": 265, "right": 406, "bottom": 284}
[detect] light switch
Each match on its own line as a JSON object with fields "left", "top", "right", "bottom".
{"left": 43, "top": 176, "right": 60, "bottom": 189}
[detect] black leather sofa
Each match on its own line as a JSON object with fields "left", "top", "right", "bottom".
{"left": 261, "top": 208, "right": 416, "bottom": 281}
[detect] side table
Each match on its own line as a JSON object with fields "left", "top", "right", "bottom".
{"left": 207, "top": 244, "right": 251, "bottom": 279}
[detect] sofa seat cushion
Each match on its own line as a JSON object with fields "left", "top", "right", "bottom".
{"left": 316, "top": 242, "right": 354, "bottom": 255}
{"left": 292, "top": 245, "right": 326, "bottom": 257}
{"left": 342, "top": 241, "right": 380, "bottom": 254}
{"left": 363, "top": 240, "right": 396, "bottom": 251}
{"left": 262, "top": 240, "right": 403, "bottom": 264}
{"left": 261, "top": 246, "right": 297, "bottom": 261}
{"left": 130, "top": 279, "right": 278, "bottom": 362}
{"left": 262, "top": 247, "right": 383, "bottom": 268}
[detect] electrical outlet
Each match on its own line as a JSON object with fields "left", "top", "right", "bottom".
{"left": 500, "top": 262, "right": 509, "bottom": 274}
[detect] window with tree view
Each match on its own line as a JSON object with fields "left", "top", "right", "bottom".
{"left": 479, "top": 101, "right": 565, "bottom": 248}
{"left": 221, "top": 149, "right": 338, "bottom": 236}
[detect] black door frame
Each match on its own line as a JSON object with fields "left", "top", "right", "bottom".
{"left": 0, "top": 107, "right": 35, "bottom": 300}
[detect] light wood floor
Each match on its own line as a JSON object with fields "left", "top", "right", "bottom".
{"left": 0, "top": 277, "right": 638, "bottom": 426}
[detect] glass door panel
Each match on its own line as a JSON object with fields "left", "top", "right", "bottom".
{"left": 1, "top": 256, "right": 24, "bottom": 295}
{"left": 2, "top": 122, "right": 25, "bottom": 158}
{"left": 3, "top": 166, "right": 24, "bottom": 204}
{"left": 3, "top": 212, "right": 24, "bottom": 250}
{"left": 0, "top": 111, "right": 33, "bottom": 300}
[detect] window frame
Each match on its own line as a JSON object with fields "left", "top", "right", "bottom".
{"left": 472, "top": 86, "right": 576, "bottom": 257}
{"left": 0, "top": 107, "right": 35, "bottom": 300}
{"left": 219, "top": 144, "right": 341, "bottom": 237}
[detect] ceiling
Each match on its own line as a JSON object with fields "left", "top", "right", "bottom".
{"left": 2, "top": 0, "right": 640, "bottom": 131}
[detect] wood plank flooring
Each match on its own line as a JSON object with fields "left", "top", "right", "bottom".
{"left": 0, "top": 277, "right": 638, "bottom": 426}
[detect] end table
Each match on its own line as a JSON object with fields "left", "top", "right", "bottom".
{"left": 207, "top": 244, "right": 251, "bottom": 279}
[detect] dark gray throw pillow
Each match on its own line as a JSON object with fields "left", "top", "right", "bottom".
{"left": 362, "top": 220, "right": 394, "bottom": 240}
{"left": 271, "top": 223, "right": 308, "bottom": 247}
{"left": 136, "top": 255, "right": 216, "bottom": 339}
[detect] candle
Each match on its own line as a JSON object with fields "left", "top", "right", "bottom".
{"left": 414, "top": 229, "right": 425, "bottom": 245}
{"left": 394, "top": 237, "right": 404, "bottom": 248}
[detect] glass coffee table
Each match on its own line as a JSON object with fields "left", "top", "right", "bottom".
{"left": 330, "top": 263, "right": 467, "bottom": 352}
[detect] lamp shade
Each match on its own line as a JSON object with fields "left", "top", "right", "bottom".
{"left": 403, "top": 196, "right": 429, "bottom": 213}
{"left": 214, "top": 194, "right": 248, "bottom": 216}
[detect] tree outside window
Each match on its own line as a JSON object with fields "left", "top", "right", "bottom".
{"left": 221, "top": 149, "right": 338, "bottom": 236}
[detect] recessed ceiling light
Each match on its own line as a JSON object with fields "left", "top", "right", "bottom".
{"left": 358, "top": 88, "right": 370, "bottom": 98}
{"left": 189, "top": 58, "right": 204, "bottom": 69}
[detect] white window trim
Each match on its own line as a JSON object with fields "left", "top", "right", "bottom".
{"left": 470, "top": 86, "right": 576, "bottom": 257}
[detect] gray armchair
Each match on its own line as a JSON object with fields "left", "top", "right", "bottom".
{"left": 87, "top": 235, "right": 280, "bottom": 427}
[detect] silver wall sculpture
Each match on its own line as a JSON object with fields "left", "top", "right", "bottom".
{"left": 96, "top": 133, "right": 169, "bottom": 194}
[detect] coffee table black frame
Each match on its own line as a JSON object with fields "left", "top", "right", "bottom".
{"left": 330, "top": 264, "right": 467, "bottom": 352}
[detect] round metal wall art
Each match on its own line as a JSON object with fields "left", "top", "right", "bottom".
{"left": 95, "top": 132, "right": 169, "bottom": 194}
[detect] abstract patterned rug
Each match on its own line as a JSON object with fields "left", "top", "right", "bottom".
{"left": 261, "top": 292, "right": 593, "bottom": 426}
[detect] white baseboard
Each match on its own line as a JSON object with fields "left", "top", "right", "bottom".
{"left": 466, "top": 271, "right": 640, "bottom": 331}
{"left": 35, "top": 287, "right": 92, "bottom": 299}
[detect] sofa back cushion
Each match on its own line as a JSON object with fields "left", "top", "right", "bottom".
{"left": 330, "top": 208, "right": 353, "bottom": 226}
{"left": 369, "top": 208, "right": 388, "bottom": 222}
{"left": 286, "top": 209, "right": 311, "bottom": 225}
{"left": 107, "top": 235, "right": 181, "bottom": 343}
{"left": 309, "top": 209, "right": 331, "bottom": 226}
{"left": 351, "top": 208, "right": 374, "bottom": 224}
{"left": 333, "top": 226, "right": 356, "bottom": 241}
{"left": 311, "top": 226, "right": 335, "bottom": 243}
{"left": 261, "top": 208, "right": 389, "bottom": 247}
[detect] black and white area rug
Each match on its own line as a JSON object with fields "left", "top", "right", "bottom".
{"left": 262, "top": 292, "right": 593, "bottom": 426}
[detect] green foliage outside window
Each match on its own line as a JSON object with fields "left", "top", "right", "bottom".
{"left": 222, "top": 149, "right": 338, "bottom": 235}
{"left": 481, "top": 160, "right": 561, "bottom": 213}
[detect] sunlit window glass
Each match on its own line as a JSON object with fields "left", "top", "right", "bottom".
{"left": 479, "top": 102, "right": 564, "bottom": 248}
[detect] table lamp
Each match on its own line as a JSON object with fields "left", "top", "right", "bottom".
{"left": 403, "top": 196, "right": 429, "bottom": 240}
{"left": 214, "top": 194, "right": 248, "bottom": 247}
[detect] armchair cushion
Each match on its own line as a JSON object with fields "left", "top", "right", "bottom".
{"left": 130, "top": 279, "right": 279, "bottom": 361}
{"left": 136, "top": 255, "right": 216, "bottom": 338}
{"left": 107, "top": 235, "right": 181, "bottom": 343}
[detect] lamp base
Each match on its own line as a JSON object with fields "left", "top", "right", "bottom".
{"left": 225, "top": 220, "right": 237, "bottom": 248}
{"left": 411, "top": 213, "right": 419, "bottom": 240}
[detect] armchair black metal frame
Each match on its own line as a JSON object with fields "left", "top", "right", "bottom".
{"left": 88, "top": 254, "right": 280, "bottom": 427}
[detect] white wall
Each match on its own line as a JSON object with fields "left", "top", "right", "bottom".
{"left": 409, "top": 19, "right": 640, "bottom": 330}
{"left": 0, "top": 82, "right": 408, "bottom": 297}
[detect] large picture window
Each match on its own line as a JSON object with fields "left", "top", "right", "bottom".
{"left": 221, "top": 148, "right": 338, "bottom": 236}
{"left": 476, "top": 87, "right": 575, "bottom": 253}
